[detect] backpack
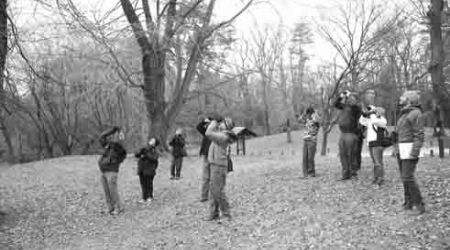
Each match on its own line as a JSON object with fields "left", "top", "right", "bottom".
{"left": 372, "top": 125, "right": 393, "bottom": 148}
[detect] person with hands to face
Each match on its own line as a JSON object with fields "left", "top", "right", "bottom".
{"left": 301, "top": 107, "right": 320, "bottom": 178}
{"left": 204, "top": 117, "right": 237, "bottom": 222}
{"left": 169, "top": 128, "right": 187, "bottom": 180}
{"left": 135, "top": 137, "right": 160, "bottom": 204}
{"left": 359, "top": 106, "right": 388, "bottom": 185}
{"left": 334, "top": 91, "right": 363, "bottom": 180}
{"left": 98, "top": 126, "right": 127, "bottom": 215}
{"left": 395, "top": 90, "right": 426, "bottom": 215}
{"left": 197, "top": 117, "right": 214, "bottom": 202}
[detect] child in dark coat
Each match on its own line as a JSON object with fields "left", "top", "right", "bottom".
{"left": 135, "top": 138, "right": 160, "bottom": 203}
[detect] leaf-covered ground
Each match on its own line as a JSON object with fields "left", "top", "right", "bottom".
{"left": 1, "top": 147, "right": 450, "bottom": 249}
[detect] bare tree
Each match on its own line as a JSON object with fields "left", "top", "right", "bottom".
{"left": 315, "top": 0, "right": 397, "bottom": 155}
{"left": 55, "top": 0, "right": 254, "bottom": 146}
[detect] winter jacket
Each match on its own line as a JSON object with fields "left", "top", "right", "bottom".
{"left": 359, "top": 113, "right": 388, "bottom": 147}
{"left": 98, "top": 128, "right": 127, "bottom": 173}
{"left": 135, "top": 146, "right": 159, "bottom": 176}
{"left": 396, "top": 105, "right": 425, "bottom": 159}
{"left": 205, "top": 121, "right": 233, "bottom": 167}
{"left": 334, "top": 97, "right": 362, "bottom": 134}
{"left": 169, "top": 135, "right": 186, "bottom": 158}
{"left": 197, "top": 121, "right": 212, "bottom": 156}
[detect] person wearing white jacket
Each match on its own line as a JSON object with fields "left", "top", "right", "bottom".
{"left": 359, "top": 107, "right": 388, "bottom": 185}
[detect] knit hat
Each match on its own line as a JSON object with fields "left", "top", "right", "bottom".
{"left": 402, "top": 90, "right": 420, "bottom": 105}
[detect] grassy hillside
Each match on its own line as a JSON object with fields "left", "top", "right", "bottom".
{"left": 1, "top": 131, "right": 450, "bottom": 250}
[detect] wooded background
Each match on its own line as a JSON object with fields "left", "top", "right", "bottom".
{"left": 0, "top": 0, "right": 449, "bottom": 163}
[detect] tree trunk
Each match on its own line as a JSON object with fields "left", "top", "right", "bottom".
{"left": 0, "top": 0, "right": 15, "bottom": 163}
{"left": 240, "top": 74, "right": 253, "bottom": 128}
{"left": 320, "top": 126, "right": 329, "bottom": 156}
{"left": 429, "top": 0, "right": 450, "bottom": 128}
{"left": 142, "top": 51, "right": 170, "bottom": 148}
{"left": 286, "top": 118, "right": 292, "bottom": 143}
{"left": 261, "top": 80, "right": 271, "bottom": 135}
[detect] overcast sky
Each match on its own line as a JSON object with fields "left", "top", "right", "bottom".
{"left": 13, "top": 0, "right": 414, "bottom": 69}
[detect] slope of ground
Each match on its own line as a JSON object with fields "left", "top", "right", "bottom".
{"left": 1, "top": 130, "right": 450, "bottom": 250}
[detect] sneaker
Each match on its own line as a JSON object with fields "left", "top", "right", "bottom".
{"left": 175, "top": 176, "right": 181, "bottom": 180}
{"left": 376, "top": 179, "right": 384, "bottom": 186}
{"left": 403, "top": 203, "right": 413, "bottom": 211}
{"left": 222, "top": 214, "right": 232, "bottom": 221}
{"left": 309, "top": 173, "right": 316, "bottom": 177}
{"left": 199, "top": 198, "right": 208, "bottom": 203}
{"left": 138, "top": 199, "right": 147, "bottom": 204}
{"left": 170, "top": 176, "right": 175, "bottom": 180}
{"left": 147, "top": 198, "right": 153, "bottom": 203}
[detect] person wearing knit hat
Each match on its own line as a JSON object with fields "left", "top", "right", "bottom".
{"left": 395, "top": 90, "right": 426, "bottom": 215}
{"left": 204, "top": 117, "right": 237, "bottom": 221}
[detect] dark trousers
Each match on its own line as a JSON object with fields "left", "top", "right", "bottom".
{"left": 369, "top": 146, "right": 384, "bottom": 181}
{"left": 139, "top": 174, "right": 155, "bottom": 200}
{"left": 356, "top": 136, "right": 363, "bottom": 171}
{"left": 209, "top": 164, "right": 230, "bottom": 217}
{"left": 170, "top": 157, "right": 183, "bottom": 177}
{"left": 338, "top": 133, "right": 359, "bottom": 178}
{"left": 302, "top": 140, "right": 317, "bottom": 177}
{"left": 398, "top": 157, "right": 424, "bottom": 207}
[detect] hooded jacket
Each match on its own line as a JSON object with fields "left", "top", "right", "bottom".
{"left": 135, "top": 146, "right": 159, "bottom": 175}
{"left": 98, "top": 128, "right": 127, "bottom": 173}
{"left": 205, "top": 121, "right": 233, "bottom": 167}
{"left": 396, "top": 105, "right": 425, "bottom": 159}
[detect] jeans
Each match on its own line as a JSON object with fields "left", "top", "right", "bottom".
{"left": 338, "top": 133, "right": 359, "bottom": 178}
{"left": 399, "top": 158, "right": 424, "bottom": 207}
{"left": 139, "top": 174, "right": 155, "bottom": 200}
{"left": 302, "top": 140, "right": 317, "bottom": 177}
{"left": 369, "top": 146, "right": 384, "bottom": 181}
{"left": 200, "top": 156, "right": 211, "bottom": 200}
{"left": 101, "top": 172, "right": 123, "bottom": 212}
{"left": 171, "top": 157, "right": 183, "bottom": 178}
{"left": 209, "top": 164, "right": 230, "bottom": 217}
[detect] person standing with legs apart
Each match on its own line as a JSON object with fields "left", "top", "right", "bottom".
{"left": 169, "top": 128, "right": 186, "bottom": 180}
{"left": 356, "top": 89, "right": 376, "bottom": 172}
{"left": 334, "top": 91, "right": 363, "bottom": 180}
{"left": 300, "top": 107, "right": 320, "bottom": 178}
{"left": 98, "top": 126, "right": 127, "bottom": 215}
{"left": 204, "top": 117, "right": 237, "bottom": 222}
{"left": 197, "top": 117, "right": 213, "bottom": 202}
{"left": 359, "top": 107, "right": 389, "bottom": 185}
{"left": 135, "top": 137, "right": 160, "bottom": 204}
{"left": 395, "top": 90, "right": 426, "bottom": 215}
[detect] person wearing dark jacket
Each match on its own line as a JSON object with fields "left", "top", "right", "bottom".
{"left": 169, "top": 128, "right": 186, "bottom": 180}
{"left": 394, "top": 90, "right": 426, "bottom": 215}
{"left": 135, "top": 138, "right": 160, "bottom": 204}
{"left": 334, "top": 91, "right": 362, "bottom": 180}
{"left": 98, "top": 126, "right": 127, "bottom": 215}
{"left": 197, "top": 118, "right": 213, "bottom": 202}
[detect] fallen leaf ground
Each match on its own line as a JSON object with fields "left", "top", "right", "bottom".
{"left": 1, "top": 135, "right": 450, "bottom": 250}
